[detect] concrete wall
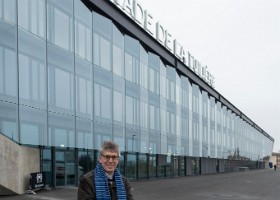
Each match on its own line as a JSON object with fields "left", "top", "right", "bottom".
{"left": 0, "top": 134, "right": 40, "bottom": 195}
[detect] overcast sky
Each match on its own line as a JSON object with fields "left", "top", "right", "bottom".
{"left": 139, "top": 0, "right": 280, "bottom": 152}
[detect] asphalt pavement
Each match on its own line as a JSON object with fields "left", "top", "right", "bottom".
{"left": 1, "top": 169, "right": 279, "bottom": 200}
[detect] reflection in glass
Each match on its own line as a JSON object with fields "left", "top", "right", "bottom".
{"left": 19, "top": 106, "right": 47, "bottom": 146}
{"left": 47, "top": 0, "right": 74, "bottom": 51}
{"left": 113, "top": 25, "right": 124, "bottom": 77}
{"left": 138, "top": 154, "right": 147, "bottom": 179}
{"left": 48, "top": 44, "right": 74, "bottom": 114}
{"left": 74, "top": 0, "right": 92, "bottom": 61}
{"left": 76, "top": 117, "right": 92, "bottom": 149}
{"left": 0, "top": 0, "right": 16, "bottom": 23}
{"left": 93, "top": 12, "right": 111, "bottom": 70}
{"left": 0, "top": 101, "right": 18, "bottom": 141}
{"left": 126, "top": 153, "right": 137, "bottom": 180}
{"left": 48, "top": 112, "right": 75, "bottom": 148}
{"left": 18, "top": 0, "right": 45, "bottom": 38}
{"left": 75, "top": 56, "right": 93, "bottom": 119}
{"left": 18, "top": 29, "right": 46, "bottom": 109}
{"left": 0, "top": 21, "right": 17, "bottom": 102}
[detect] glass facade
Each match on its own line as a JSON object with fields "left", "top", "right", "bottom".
{"left": 0, "top": 0, "right": 274, "bottom": 187}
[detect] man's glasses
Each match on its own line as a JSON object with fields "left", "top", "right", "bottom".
{"left": 102, "top": 154, "right": 119, "bottom": 161}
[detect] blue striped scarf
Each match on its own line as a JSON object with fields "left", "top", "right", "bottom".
{"left": 94, "top": 163, "right": 126, "bottom": 200}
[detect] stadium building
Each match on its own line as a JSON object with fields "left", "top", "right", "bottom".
{"left": 0, "top": 0, "right": 274, "bottom": 195}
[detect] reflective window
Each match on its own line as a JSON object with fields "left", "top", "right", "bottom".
{"left": 0, "top": 21, "right": 17, "bottom": 102}
{"left": 93, "top": 12, "right": 111, "bottom": 71}
{"left": 140, "top": 46, "right": 148, "bottom": 89}
{"left": 94, "top": 122, "right": 112, "bottom": 148}
{"left": 74, "top": 0, "right": 92, "bottom": 61}
{"left": 125, "top": 36, "right": 139, "bottom": 84}
{"left": 18, "top": 0, "right": 46, "bottom": 38}
{"left": 113, "top": 25, "right": 124, "bottom": 77}
{"left": 48, "top": 44, "right": 74, "bottom": 114}
{"left": 149, "top": 154, "right": 157, "bottom": 178}
{"left": 76, "top": 117, "right": 92, "bottom": 149}
{"left": 166, "top": 66, "right": 176, "bottom": 102}
{"left": 148, "top": 53, "right": 160, "bottom": 94}
{"left": 138, "top": 154, "right": 147, "bottom": 179}
{"left": 0, "top": 101, "right": 18, "bottom": 141}
{"left": 18, "top": 29, "right": 46, "bottom": 109}
{"left": 75, "top": 56, "right": 93, "bottom": 119}
{"left": 19, "top": 106, "right": 47, "bottom": 146}
{"left": 126, "top": 153, "right": 137, "bottom": 180}
{"left": 160, "top": 62, "right": 166, "bottom": 98}
{"left": 42, "top": 149, "right": 53, "bottom": 186}
{"left": 140, "top": 89, "right": 148, "bottom": 129}
{"left": 113, "top": 76, "right": 124, "bottom": 124}
{"left": 47, "top": 0, "right": 74, "bottom": 51}
{"left": 94, "top": 67, "right": 112, "bottom": 122}
{"left": 181, "top": 76, "right": 189, "bottom": 108}
{"left": 0, "top": 0, "right": 16, "bottom": 23}
{"left": 113, "top": 125, "right": 125, "bottom": 152}
{"left": 48, "top": 112, "right": 75, "bottom": 148}
{"left": 149, "top": 95, "right": 160, "bottom": 131}
{"left": 78, "top": 149, "right": 94, "bottom": 177}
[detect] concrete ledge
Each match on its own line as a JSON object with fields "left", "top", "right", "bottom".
{"left": 0, "top": 134, "right": 40, "bottom": 195}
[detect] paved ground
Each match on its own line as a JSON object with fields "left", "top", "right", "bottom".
{"left": 1, "top": 169, "right": 280, "bottom": 200}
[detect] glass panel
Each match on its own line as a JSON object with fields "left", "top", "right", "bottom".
{"left": 0, "top": 21, "right": 17, "bottom": 102}
{"left": 158, "top": 155, "right": 167, "bottom": 177}
{"left": 113, "top": 125, "right": 125, "bottom": 152}
{"left": 48, "top": 44, "right": 74, "bottom": 115}
{"left": 47, "top": 0, "right": 74, "bottom": 51}
{"left": 48, "top": 112, "right": 75, "bottom": 148}
{"left": 76, "top": 117, "right": 93, "bottom": 149}
{"left": 19, "top": 106, "right": 47, "bottom": 146}
{"left": 140, "top": 46, "right": 148, "bottom": 89}
{"left": 42, "top": 149, "right": 52, "bottom": 186}
{"left": 148, "top": 53, "right": 160, "bottom": 94}
{"left": 0, "top": 0, "right": 16, "bottom": 23}
{"left": 65, "top": 151, "right": 75, "bottom": 185}
{"left": 138, "top": 154, "right": 147, "bottom": 179}
{"left": 113, "top": 75, "right": 124, "bottom": 125}
{"left": 149, "top": 154, "right": 157, "bottom": 178}
{"left": 75, "top": 56, "right": 93, "bottom": 120}
{"left": 126, "top": 153, "right": 137, "bottom": 180}
{"left": 93, "top": 12, "right": 111, "bottom": 70}
{"left": 55, "top": 151, "right": 65, "bottom": 186}
{"left": 78, "top": 149, "right": 94, "bottom": 178}
{"left": 18, "top": 29, "right": 46, "bottom": 109}
{"left": 74, "top": 0, "right": 92, "bottom": 61}
{"left": 113, "top": 25, "right": 124, "bottom": 77}
{"left": 179, "top": 157, "right": 185, "bottom": 176}
{"left": 94, "top": 67, "right": 112, "bottom": 123}
{"left": 125, "top": 36, "right": 139, "bottom": 84}
{"left": 18, "top": 0, "right": 46, "bottom": 38}
{"left": 0, "top": 101, "right": 18, "bottom": 142}
{"left": 94, "top": 122, "right": 112, "bottom": 150}
{"left": 113, "top": 76, "right": 125, "bottom": 126}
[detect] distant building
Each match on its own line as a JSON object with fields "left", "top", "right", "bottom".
{"left": 0, "top": 0, "right": 274, "bottom": 195}
{"left": 271, "top": 152, "right": 280, "bottom": 168}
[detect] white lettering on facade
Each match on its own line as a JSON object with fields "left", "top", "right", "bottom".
{"left": 106, "top": 0, "right": 215, "bottom": 87}
{"left": 134, "top": 1, "right": 144, "bottom": 26}
{"left": 144, "top": 10, "right": 154, "bottom": 35}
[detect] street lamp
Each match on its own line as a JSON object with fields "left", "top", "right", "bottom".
{"left": 132, "top": 135, "right": 136, "bottom": 152}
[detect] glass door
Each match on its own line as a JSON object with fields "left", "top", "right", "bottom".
{"left": 55, "top": 150, "right": 75, "bottom": 186}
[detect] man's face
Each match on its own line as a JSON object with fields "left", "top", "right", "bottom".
{"left": 99, "top": 150, "right": 119, "bottom": 175}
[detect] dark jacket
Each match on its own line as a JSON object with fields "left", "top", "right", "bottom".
{"left": 77, "top": 171, "right": 134, "bottom": 200}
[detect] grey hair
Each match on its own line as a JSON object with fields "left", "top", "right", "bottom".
{"left": 98, "top": 141, "right": 120, "bottom": 157}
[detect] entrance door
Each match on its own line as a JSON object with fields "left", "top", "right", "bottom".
{"left": 55, "top": 150, "right": 75, "bottom": 186}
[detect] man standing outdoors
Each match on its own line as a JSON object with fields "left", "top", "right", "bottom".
{"left": 78, "top": 141, "right": 134, "bottom": 200}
